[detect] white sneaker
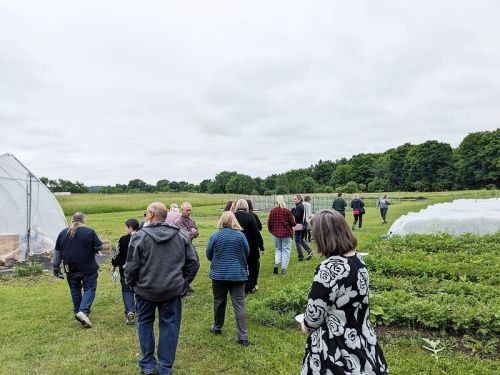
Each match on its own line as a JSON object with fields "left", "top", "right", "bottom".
{"left": 75, "top": 311, "right": 92, "bottom": 328}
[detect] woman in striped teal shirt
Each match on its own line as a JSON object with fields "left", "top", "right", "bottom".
{"left": 206, "top": 211, "right": 251, "bottom": 346}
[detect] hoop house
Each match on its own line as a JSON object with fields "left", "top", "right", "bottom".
{"left": 0, "top": 153, "right": 67, "bottom": 263}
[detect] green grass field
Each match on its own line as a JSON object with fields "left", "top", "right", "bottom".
{"left": 0, "top": 191, "right": 498, "bottom": 374}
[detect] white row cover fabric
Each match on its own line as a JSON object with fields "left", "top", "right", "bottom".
{"left": 388, "top": 198, "right": 500, "bottom": 236}
{"left": 0, "top": 153, "right": 67, "bottom": 262}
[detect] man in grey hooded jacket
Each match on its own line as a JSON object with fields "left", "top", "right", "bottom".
{"left": 125, "top": 202, "right": 199, "bottom": 375}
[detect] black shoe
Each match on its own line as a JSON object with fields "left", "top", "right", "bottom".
{"left": 273, "top": 266, "right": 278, "bottom": 275}
{"left": 306, "top": 251, "right": 314, "bottom": 260}
{"left": 140, "top": 369, "right": 157, "bottom": 375}
{"left": 237, "top": 339, "right": 251, "bottom": 347}
{"left": 298, "top": 258, "right": 304, "bottom": 262}
{"left": 210, "top": 327, "right": 222, "bottom": 335}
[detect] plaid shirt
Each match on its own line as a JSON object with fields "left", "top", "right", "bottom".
{"left": 267, "top": 207, "right": 296, "bottom": 238}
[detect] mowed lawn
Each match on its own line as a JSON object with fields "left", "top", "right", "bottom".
{"left": 0, "top": 191, "right": 498, "bottom": 374}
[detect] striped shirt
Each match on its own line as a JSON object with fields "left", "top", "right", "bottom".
{"left": 206, "top": 228, "right": 250, "bottom": 282}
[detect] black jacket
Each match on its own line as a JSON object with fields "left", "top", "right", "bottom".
{"left": 125, "top": 222, "right": 200, "bottom": 302}
{"left": 112, "top": 233, "right": 131, "bottom": 273}
{"left": 293, "top": 202, "right": 306, "bottom": 224}
{"left": 234, "top": 210, "right": 264, "bottom": 259}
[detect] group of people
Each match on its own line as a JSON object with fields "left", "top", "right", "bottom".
{"left": 332, "top": 192, "right": 391, "bottom": 231}
{"left": 52, "top": 195, "right": 388, "bottom": 375}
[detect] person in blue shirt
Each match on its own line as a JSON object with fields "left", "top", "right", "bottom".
{"left": 53, "top": 212, "right": 102, "bottom": 328}
{"left": 206, "top": 211, "right": 251, "bottom": 346}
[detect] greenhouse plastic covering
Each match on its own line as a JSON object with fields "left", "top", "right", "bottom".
{"left": 0, "top": 153, "right": 67, "bottom": 263}
{"left": 388, "top": 198, "right": 500, "bottom": 236}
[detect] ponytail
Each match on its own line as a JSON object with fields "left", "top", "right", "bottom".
{"left": 68, "top": 212, "right": 86, "bottom": 238}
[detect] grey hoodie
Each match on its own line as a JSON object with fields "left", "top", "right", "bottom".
{"left": 124, "top": 222, "right": 200, "bottom": 302}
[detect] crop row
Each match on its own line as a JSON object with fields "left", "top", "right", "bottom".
{"left": 364, "top": 233, "right": 500, "bottom": 255}
{"left": 370, "top": 290, "right": 500, "bottom": 335}
{"left": 370, "top": 274, "right": 498, "bottom": 301}
{"left": 364, "top": 251, "right": 499, "bottom": 284}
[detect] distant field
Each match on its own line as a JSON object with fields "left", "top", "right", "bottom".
{"left": 1, "top": 190, "right": 498, "bottom": 374}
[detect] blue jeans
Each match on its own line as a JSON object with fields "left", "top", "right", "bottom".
{"left": 273, "top": 236, "right": 292, "bottom": 270}
{"left": 135, "top": 295, "right": 182, "bottom": 375}
{"left": 120, "top": 271, "right": 135, "bottom": 314}
{"left": 66, "top": 271, "right": 98, "bottom": 315}
{"left": 295, "top": 230, "right": 312, "bottom": 260}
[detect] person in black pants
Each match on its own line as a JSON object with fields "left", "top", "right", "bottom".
{"left": 112, "top": 218, "right": 139, "bottom": 325}
{"left": 350, "top": 193, "right": 365, "bottom": 231}
{"left": 234, "top": 199, "right": 264, "bottom": 294}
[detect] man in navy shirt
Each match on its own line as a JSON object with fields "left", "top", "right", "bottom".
{"left": 53, "top": 212, "right": 102, "bottom": 328}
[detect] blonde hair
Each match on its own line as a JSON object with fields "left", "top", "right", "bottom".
{"left": 68, "top": 212, "right": 85, "bottom": 238}
{"left": 235, "top": 199, "right": 249, "bottom": 212}
{"left": 353, "top": 193, "right": 360, "bottom": 199}
{"left": 217, "top": 211, "right": 242, "bottom": 230}
{"left": 275, "top": 195, "right": 286, "bottom": 208}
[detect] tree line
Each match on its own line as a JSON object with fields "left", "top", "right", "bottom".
{"left": 41, "top": 129, "right": 499, "bottom": 194}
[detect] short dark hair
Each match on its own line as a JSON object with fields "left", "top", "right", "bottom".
{"left": 304, "top": 195, "right": 311, "bottom": 202}
{"left": 125, "top": 218, "right": 140, "bottom": 230}
{"left": 338, "top": 193, "right": 343, "bottom": 197}
{"left": 224, "top": 201, "right": 234, "bottom": 211}
{"left": 311, "top": 210, "right": 357, "bottom": 256}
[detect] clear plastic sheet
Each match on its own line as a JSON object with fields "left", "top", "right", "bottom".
{"left": 388, "top": 198, "right": 500, "bottom": 236}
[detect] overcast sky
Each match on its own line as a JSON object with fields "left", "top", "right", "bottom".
{"left": 1, "top": 1, "right": 499, "bottom": 185}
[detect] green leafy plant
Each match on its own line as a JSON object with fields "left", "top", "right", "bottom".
{"left": 422, "top": 337, "right": 445, "bottom": 360}
{"left": 14, "top": 261, "right": 43, "bottom": 277}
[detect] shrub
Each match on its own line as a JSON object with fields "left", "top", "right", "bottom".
{"left": 14, "top": 262, "right": 43, "bottom": 277}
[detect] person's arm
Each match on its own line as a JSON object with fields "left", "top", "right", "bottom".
{"left": 190, "top": 219, "right": 199, "bottom": 238}
{"left": 124, "top": 235, "right": 141, "bottom": 288}
{"left": 303, "top": 263, "right": 336, "bottom": 332}
{"left": 288, "top": 210, "right": 297, "bottom": 227}
{"left": 241, "top": 234, "right": 250, "bottom": 257}
{"left": 92, "top": 230, "right": 103, "bottom": 252}
{"left": 267, "top": 210, "right": 274, "bottom": 233}
{"left": 52, "top": 231, "right": 65, "bottom": 278}
{"left": 342, "top": 199, "right": 347, "bottom": 209}
{"left": 183, "top": 234, "right": 200, "bottom": 284}
{"left": 254, "top": 214, "right": 263, "bottom": 231}
{"left": 206, "top": 233, "right": 215, "bottom": 261}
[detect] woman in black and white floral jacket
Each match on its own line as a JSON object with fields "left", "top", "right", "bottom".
{"left": 300, "top": 210, "right": 388, "bottom": 375}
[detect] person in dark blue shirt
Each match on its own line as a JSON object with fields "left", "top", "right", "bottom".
{"left": 53, "top": 212, "right": 102, "bottom": 328}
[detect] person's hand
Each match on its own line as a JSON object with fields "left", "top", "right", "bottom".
{"left": 53, "top": 269, "right": 64, "bottom": 279}
{"left": 300, "top": 322, "right": 308, "bottom": 334}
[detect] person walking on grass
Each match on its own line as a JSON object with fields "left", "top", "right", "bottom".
{"left": 377, "top": 193, "right": 391, "bottom": 224}
{"left": 234, "top": 199, "right": 264, "bottom": 294}
{"left": 125, "top": 202, "right": 199, "bottom": 375}
{"left": 267, "top": 195, "right": 296, "bottom": 275}
{"left": 351, "top": 193, "right": 365, "bottom": 231}
{"left": 332, "top": 192, "right": 347, "bottom": 217}
{"left": 52, "top": 212, "right": 102, "bottom": 329}
{"left": 111, "top": 218, "right": 139, "bottom": 325}
{"left": 292, "top": 194, "right": 314, "bottom": 261}
{"left": 206, "top": 211, "right": 251, "bottom": 346}
{"left": 300, "top": 210, "right": 388, "bottom": 374}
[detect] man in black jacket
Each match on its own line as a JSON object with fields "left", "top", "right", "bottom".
{"left": 125, "top": 202, "right": 199, "bottom": 375}
{"left": 112, "top": 218, "right": 139, "bottom": 325}
{"left": 332, "top": 193, "right": 347, "bottom": 217}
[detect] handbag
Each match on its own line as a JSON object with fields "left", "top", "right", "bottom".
{"left": 361, "top": 207, "right": 366, "bottom": 214}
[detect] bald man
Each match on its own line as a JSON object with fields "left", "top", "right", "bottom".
{"left": 125, "top": 202, "right": 199, "bottom": 375}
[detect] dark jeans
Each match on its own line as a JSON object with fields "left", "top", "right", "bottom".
{"left": 295, "top": 230, "right": 312, "bottom": 260}
{"left": 212, "top": 280, "right": 248, "bottom": 341}
{"left": 120, "top": 270, "right": 135, "bottom": 314}
{"left": 135, "top": 295, "right": 182, "bottom": 375}
{"left": 380, "top": 207, "right": 388, "bottom": 221}
{"left": 353, "top": 214, "right": 363, "bottom": 229}
{"left": 245, "top": 256, "right": 260, "bottom": 293}
{"left": 66, "top": 271, "right": 98, "bottom": 315}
